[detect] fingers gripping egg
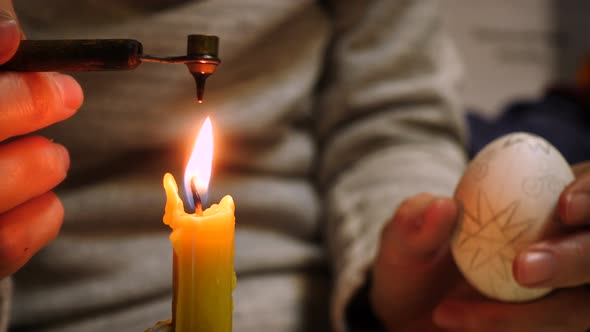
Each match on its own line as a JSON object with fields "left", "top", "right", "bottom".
{"left": 452, "top": 132, "right": 574, "bottom": 301}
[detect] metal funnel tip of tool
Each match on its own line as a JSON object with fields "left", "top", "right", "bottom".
{"left": 141, "top": 34, "right": 221, "bottom": 103}
{"left": 186, "top": 35, "right": 220, "bottom": 103}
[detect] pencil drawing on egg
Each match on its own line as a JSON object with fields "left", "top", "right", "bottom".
{"left": 465, "top": 147, "right": 497, "bottom": 182}
{"left": 452, "top": 132, "right": 575, "bottom": 302}
{"left": 522, "top": 174, "right": 570, "bottom": 198}
{"left": 454, "top": 190, "right": 532, "bottom": 294}
{"left": 501, "top": 132, "right": 551, "bottom": 154}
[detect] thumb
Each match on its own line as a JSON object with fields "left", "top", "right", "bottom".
{"left": 0, "top": 0, "right": 20, "bottom": 65}
{"left": 371, "top": 195, "right": 461, "bottom": 329}
{"left": 382, "top": 195, "right": 459, "bottom": 265}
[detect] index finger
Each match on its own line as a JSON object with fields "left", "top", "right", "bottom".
{"left": 0, "top": 0, "right": 20, "bottom": 64}
{"left": 559, "top": 163, "right": 590, "bottom": 226}
{"left": 0, "top": 0, "right": 15, "bottom": 15}
{"left": 572, "top": 161, "right": 590, "bottom": 177}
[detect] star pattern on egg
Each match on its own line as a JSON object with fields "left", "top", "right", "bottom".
{"left": 501, "top": 135, "right": 551, "bottom": 154}
{"left": 456, "top": 190, "right": 533, "bottom": 282}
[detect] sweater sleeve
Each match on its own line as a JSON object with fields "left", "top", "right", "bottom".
{"left": 317, "top": 1, "right": 467, "bottom": 331}
{"left": 0, "top": 277, "right": 12, "bottom": 332}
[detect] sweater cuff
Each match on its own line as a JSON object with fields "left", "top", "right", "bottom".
{"left": 0, "top": 277, "right": 12, "bottom": 332}
{"left": 330, "top": 207, "right": 389, "bottom": 332}
{"left": 345, "top": 276, "right": 383, "bottom": 331}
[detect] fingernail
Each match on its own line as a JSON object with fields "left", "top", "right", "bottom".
{"left": 515, "top": 250, "right": 556, "bottom": 286}
{"left": 53, "top": 143, "right": 70, "bottom": 172}
{"left": 565, "top": 192, "right": 590, "bottom": 224}
{"left": 53, "top": 74, "right": 84, "bottom": 111}
{"left": 433, "top": 302, "right": 465, "bottom": 329}
{"left": 0, "top": 11, "right": 20, "bottom": 63}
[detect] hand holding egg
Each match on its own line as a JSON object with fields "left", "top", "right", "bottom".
{"left": 426, "top": 132, "right": 590, "bottom": 331}
{"left": 513, "top": 160, "right": 590, "bottom": 289}
{"left": 451, "top": 132, "right": 575, "bottom": 301}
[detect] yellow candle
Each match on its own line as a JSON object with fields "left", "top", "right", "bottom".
{"left": 163, "top": 174, "right": 235, "bottom": 332}
{"left": 160, "top": 117, "right": 236, "bottom": 332}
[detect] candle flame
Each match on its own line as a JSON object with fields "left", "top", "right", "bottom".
{"left": 184, "top": 117, "right": 213, "bottom": 210}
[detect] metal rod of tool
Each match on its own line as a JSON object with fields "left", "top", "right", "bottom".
{"left": 0, "top": 35, "right": 220, "bottom": 103}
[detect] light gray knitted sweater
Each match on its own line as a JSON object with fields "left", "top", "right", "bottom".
{"left": 1, "top": 1, "right": 466, "bottom": 331}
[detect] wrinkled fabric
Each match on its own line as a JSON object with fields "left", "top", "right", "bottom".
{"left": 4, "top": 1, "right": 466, "bottom": 331}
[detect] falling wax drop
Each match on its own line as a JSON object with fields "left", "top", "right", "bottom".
{"left": 193, "top": 72, "right": 210, "bottom": 103}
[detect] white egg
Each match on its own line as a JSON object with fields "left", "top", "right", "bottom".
{"left": 451, "top": 132, "right": 574, "bottom": 302}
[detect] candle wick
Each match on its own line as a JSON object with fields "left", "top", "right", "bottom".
{"left": 191, "top": 177, "right": 203, "bottom": 216}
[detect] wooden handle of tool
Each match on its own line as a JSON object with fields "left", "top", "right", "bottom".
{"left": 0, "top": 39, "right": 143, "bottom": 72}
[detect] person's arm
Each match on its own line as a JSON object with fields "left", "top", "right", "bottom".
{"left": 317, "top": 1, "right": 467, "bottom": 330}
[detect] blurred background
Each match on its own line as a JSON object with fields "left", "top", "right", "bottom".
{"left": 442, "top": 0, "right": 590, "bottom": 163}
{"left": 443, "top": 0, "right": 590, "bottom": 116}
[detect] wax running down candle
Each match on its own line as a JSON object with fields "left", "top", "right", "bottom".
{"left": 163, "top": 173, "right": 236, "bottom": 332}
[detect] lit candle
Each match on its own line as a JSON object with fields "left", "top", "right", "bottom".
{"left": 161, "top": 117, "right": 236, "bottom": 332}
